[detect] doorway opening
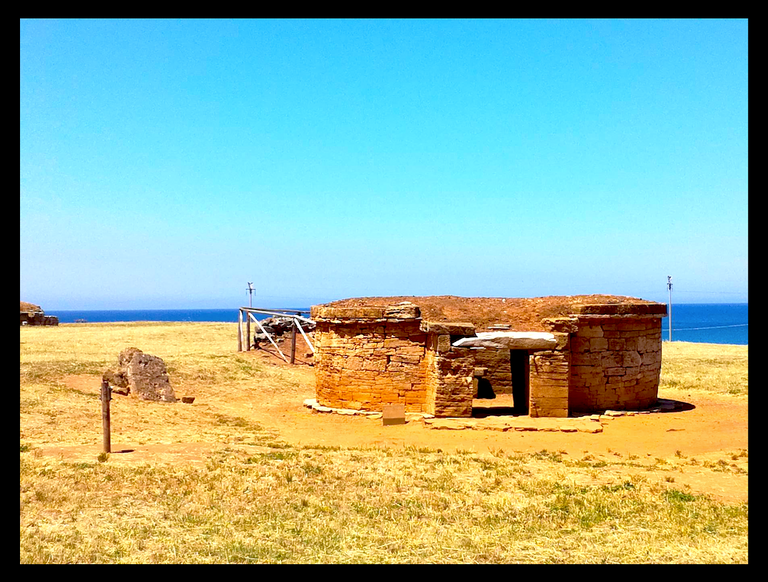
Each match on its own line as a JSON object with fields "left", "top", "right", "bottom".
{"left": 472, "top": 349, "right": 530, "bottom": 418}
{"left": 510, "top": 349, "right": 530, "bottom": 415}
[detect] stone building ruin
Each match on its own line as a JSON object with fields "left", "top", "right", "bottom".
{"left": 20, "top": 301, "right": 58, "bottom": 326}
{"left": 310, "top": 295, "right": 667, "bottom": 418}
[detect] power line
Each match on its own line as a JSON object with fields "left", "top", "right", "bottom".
{"left": 666, "top": 323, "right": 748, "bottom": 332}
{"left": 672, "top": 290, "right": 748, "bottom": 296}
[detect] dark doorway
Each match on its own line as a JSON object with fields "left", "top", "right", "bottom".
{"left": 510, "top": 350, "right": 530, "bottom": 414}
{"left": 475, "top": 377, "right": 495, "bottom": 400}
{"left": 471, "top": 349, "right": 530, "bottom": 418}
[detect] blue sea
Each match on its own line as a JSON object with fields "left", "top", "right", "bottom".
{"left": 48, "top": 303, "right": 747, "bottom": 346}
{"left": 49, "top": 308, "right": 308, "bottom": 325}
{"left": 660, "top": 303, "right": 747, "bottom": 345}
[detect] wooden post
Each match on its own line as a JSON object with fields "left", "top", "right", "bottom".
{"left": 101, "top": 378, "right": 111, "bottom": 454}
{"left": 246, "top": 309, "right": 251, "bottom": 351}
{"left": 290, "top": 319, "right": 297, "bottom": 364}
{"left": 237, "top": 309, "right": 243, "bottom": 352}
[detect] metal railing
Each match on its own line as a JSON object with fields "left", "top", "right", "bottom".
{"left": 237, "top": 307, "right": 315, "bottom": 363}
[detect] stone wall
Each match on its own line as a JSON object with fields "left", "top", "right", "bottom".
{"left": 569, "top": 316, "right": 663, "bottom": 412}
{"left": 312, "top": 305, "right": 478, "bottom": 417}
{"left": 528, "top": 331, "right": 571, "bottom": 418}
{"left": 20, "top": 312, "right": 59, "bottom": 326}
{"left": 312, "top": 304, "right": 433, "bottom": 412}
{"left": 472, "top": 347, "right": 513, "bottom": 395}
{"left": 425, "top": 332, "right": 476, "bottom": 417}
{"left": 311, "top": 298, "right": 666, "bottom": 419}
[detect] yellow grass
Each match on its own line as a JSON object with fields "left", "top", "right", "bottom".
{"left": 20, "top": 323, "right": 748, "bottom": 564}
{"left": 660, "top": 341, "right": 748, "bottom": 396}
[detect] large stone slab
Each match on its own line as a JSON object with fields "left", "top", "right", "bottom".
{"left": 452, "top": 331, "right": 557, "bottom": 350}
{"left": 420, "top": 321, "right": 477, "bottom": 336}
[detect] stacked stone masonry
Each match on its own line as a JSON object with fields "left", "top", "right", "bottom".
{"left": 313, "top": 318, "right": 430, "bottom": 413}
{"left": 568, "top": 316, "right": 663, "bottom": 412}
{"left": 311, "top": 296, "right": 667, "bottom": 419}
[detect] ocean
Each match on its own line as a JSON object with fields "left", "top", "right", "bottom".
{"left": 47, "top": 303, "right": 748, "bottom": 346}
{"left": 48, "top": 308, "right": 304, "bottom": 325}
{"left": 660, "top": 303, "right": 747, "bottom": 345}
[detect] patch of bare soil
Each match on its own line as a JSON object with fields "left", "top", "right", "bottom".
{"left": 43, "top": 349, "right": 747, "bottom": 503}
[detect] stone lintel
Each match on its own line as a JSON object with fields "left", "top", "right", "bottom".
{"left": 420, "top": 320, "right": 476, "bottom": 336}
{"left": 452, "top": 331, "right": 557, "bottom": 351}
{"left": 571, "top": 303, "right": 667, "bottom": 317}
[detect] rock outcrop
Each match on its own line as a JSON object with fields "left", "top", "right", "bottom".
{"left": 103, "top": 348, "right": 177, "bottom": 402}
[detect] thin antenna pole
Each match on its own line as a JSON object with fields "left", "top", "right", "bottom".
{"left": 247, "top": 282, "right": 254, "bottom": 308}
{"left": 667, "top": 276, "right": 673, "bottom": 342}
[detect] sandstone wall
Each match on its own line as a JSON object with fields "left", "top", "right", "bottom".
{"left": 311, "top": 299, "right": 666, "bottom": 419}
{"left": 569, "top": 316, "right": 662, "bottom": 411}
{"left": 472, "top": 347, "right": 513, "bottom": 395}
{"left": 426, "top": 333, "right": 476, "bottom": 417}
{"left": 528, "top": 332, "right": 571, "bottom": 418}
{"left": 313, "top": 318, "right": 430, "bottom": 412}
{"left": 311, "top": 304, "right": 479, "bottom": 417}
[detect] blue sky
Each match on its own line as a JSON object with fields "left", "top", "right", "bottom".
{"left": 20, "top": 19, "right": 748, "bottom": 310}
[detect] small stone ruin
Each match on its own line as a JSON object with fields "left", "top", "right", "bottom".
{"left": 102, "top": 347, "right": 177, "bottom": 402}
{"left": 253, "top": 316, "right": 316, "bottom": 346}
{"left": 20, "top": 301, "right": 58, "bottom": 326}
{"left": 311, "top": 295, "right": 667, "bottom": 418}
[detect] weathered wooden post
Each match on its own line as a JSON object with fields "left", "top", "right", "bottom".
{"left": 101, "top": 378, "right": 111, "bottom": 454}
{"left": 246, "top": 309, "right": 251, "bottom": 351}
{"left": 237, "top": 309, "right": 243, "bottom": 351}
{"left": 290, "top": 319, "right": 297, "bottom": 364}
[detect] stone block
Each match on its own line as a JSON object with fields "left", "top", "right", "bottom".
{"left": 541, "top": 317, "right": 579, "bottom": 333}
{"left": 608, "top": 339, "right": 626, "bottom": 351}
{"left": 577, "top": 326, "right": 604, "bottom": 338}
{"left": 601, "top": 352, "right": 623, "bottom": 368}
{"left": 382, "top": 404, "right": 406, "bottom": 425}
{"left": 530, "top": 401, "right": 569, "bottom": 418}
{"left": 623, "top": 351, "right": 642, "bottom": 367}
{"left": 573, "top": 303, "right": 667, "bottom": 316}
{"left": 420, "top": 321, "right": 476, "bottom": 335}
{"left": 571, "top": 352, "right": 601, "bottom": 367}
{"left": 571, "top": 337, "right": 591, "bottom": 353}
{"left": 436, "top": 334, "right": 452, "bottom": 353}
{"left": 589, "top": 338, "right": 609, "bottom": 352}
{"left": 384, "top": 303, "right": 421, "bottom": 319}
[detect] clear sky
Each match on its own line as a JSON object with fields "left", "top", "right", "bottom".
{"left": 20, "top": 19, "right": 748, "bottom": 310}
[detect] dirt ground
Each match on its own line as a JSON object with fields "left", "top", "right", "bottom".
{"left": 42, "top": 336, "right": 748, "bottom": 504}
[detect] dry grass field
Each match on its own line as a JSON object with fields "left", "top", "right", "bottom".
{"left": 20, "top": 322, "right": 748, "bottom": 564}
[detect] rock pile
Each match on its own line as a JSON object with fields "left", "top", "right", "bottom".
{"left": 253, "top": 316, "right": 315, "bottom": 345}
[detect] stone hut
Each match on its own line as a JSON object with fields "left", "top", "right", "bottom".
{"left": 20, "top": 301, "right": 59, "bottom": 326}
{"left": 310, "top": 295, "right": 667, "bottom": 418}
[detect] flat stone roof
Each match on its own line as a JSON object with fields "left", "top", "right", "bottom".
{"left": 313, "top": 295, "right": 665, "bottom": 332}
